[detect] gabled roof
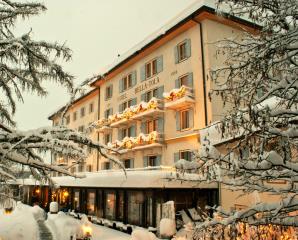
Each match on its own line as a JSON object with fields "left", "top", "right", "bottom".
{"left": 90, "top": 0, "right": 258, "bottom": 86}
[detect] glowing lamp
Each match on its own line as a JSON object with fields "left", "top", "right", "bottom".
{"left": 63, "top": 191, "right": 69, "bottom": 197}
{"left": 4, "top": 207, "right": 13, "bottom": 215}
{"left": 35, "top": 188, "right": 40, "bottom": 194}
{"left": 82, "top": 225, "right": 92, "bottom": 237}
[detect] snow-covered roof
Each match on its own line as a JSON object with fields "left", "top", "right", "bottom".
{"left": 16, "top": 167, "right": 217, "bottom": 189}
{"left": 91, "top": 0, "right": 255, "bottom": 86}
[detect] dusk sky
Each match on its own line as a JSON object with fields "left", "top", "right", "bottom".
{"left": 14, "top": 0, "right": 197, "bottom": 130}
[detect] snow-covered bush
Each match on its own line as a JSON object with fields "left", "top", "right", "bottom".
{"left": 160, "top": 218, "right": 176, "bottom": 238}
{"left": 131, "top": 229, "right": 156, "bottom": 240}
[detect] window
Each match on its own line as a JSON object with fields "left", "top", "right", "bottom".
{"left": 73, "top": 111, "right": 77, "bottom": 121}
{"left": 104, "top": 133, "right": 112, "bottom": 145}
{"left": 176, "top": 73, "right": 193, "bottom": 88}
{"left": 103, "top": 162, "right": 111, "bottom": 170}
{"left": 70, "top": 167, "right": 75, "bottom": 174}
{"left": 176, "top": 109, "right": 193, "bottom": 131}
{"left": 119, "top": 98, "right": 136, "bottom": 112}
{"left": 86, "top": 164, "right": 92, "bottom": 172}
{"left": 119, "top": 125, "right": 136, "bottom": 140}
{"left": 104, "top": 108, "right": 113, "bottom": 119}
{"left": 119, "top": 72, "right": 136, "bottom": 93}
{"left": 123, "top": 159, "right": 133, "bottom": 169}
{"left": 145, "top": 59, "right": 157, "bottom": 79}
{"left": 178, "top": 41, "right": 187, "bottom": 61}
{"left": 66, "top": 115, "right": 70, "bottom": 125}
{"left": 78, "top": 125, "right": 85, "bottom": 132}
{"left": 180, "top": 150, "right": 192, "bottom": 161}
{"left": 175, "top": 39, "right": 191, "bottom": 63}
{"left": 146, "top": 119, "right": 158, "bottom": 133}
{"left": 105, "top": 85, "right": 113, "bottom": 100}
{"left": 89, "top": 103, "right": 94, "bottom": 113}
{"left": 78, "top": 163, "right": 84, "bottom": 172}
{"left": 148, "top": 156, "right": 157, "bottom": 167}
{"left": 144, "top": 155, "right": 161, "bottom": 167}
{"left": 141, "top": 86, "right": 164, "bottom": 102}
{"left": 181, "top": 110, "right": 190, "bottom": 130}
{"left": 80, "top": 107, "right": 85, "bottom": 118}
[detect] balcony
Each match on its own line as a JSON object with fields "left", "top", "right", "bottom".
{"left": 108, "top": 98, "right": 163, "bottom": 127}
{"left": 107, "top": 131, "right": 164, "bottom": 154}
{"left": 164, "top": 86, "right": 195, "bottom": 110}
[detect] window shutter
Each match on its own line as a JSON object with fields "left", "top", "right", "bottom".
{"left": 104, "top": 109, "right": 108, "bottom": 119}
{"left": 118, "top": 129, "right": 123, "bottom": 140}
{"left": 187, "top": 72, "right": 193, "bottom": 88}
{"left": 189, "top": 109, "right": 194, "bottom": 128}
{"left": 175, "top": 79, "right": 180, "bottom": 88}
{"left": 118, "top": 103, "right": 124, "bottom": 113}
{"left": 157, "top": 117, "right": 164, "bottom": 133}
{"left": 157, "top": 85, "right": 164, "bottom": 99}
{"left": 174, "top": 152, "right": 180, "bottom": 163}
{"left": 174, "top": 45, "right": 179, "bottom": 64}
{"left": 176, "top": 111, "right": 181, "bottom": 131}
{"left": 143, "top": 156, "right": 148, "bottom": 167}
{"left": 119, "top": 79, "right": 124, "bottom": 93}
{"left": 141, "top": 93, "right": 146, "bottom": 102}
{"left": 131, "top": 97, "right": 137, "bottom": 106}
{"left": 130, "top": 159, "right": 134, "bottom": 168}
{"left": 140, "top": 65, "right": 146, "bottom": 81}
{"left": 185, "top": 39, "right": 191, "bottom": 58}
{"left": 110, "top": 84, "right": 113, "bottom": 97}
{"left": 141, "top": 121, "right": 146, "bottom": 133}
{"left": 130, "top": 124, "right": 136, "bottom": 137}
{"left": 132, "top": 71, "right": 137, "bottom": 86}
{"left": 156, "top": 155, "right": 161, "bottom": 166}
{"left": 157, "top": 56, "right": 163, "bottom": 73}
{"left": 105, "top": 87, "right": 108, "bottom": 101}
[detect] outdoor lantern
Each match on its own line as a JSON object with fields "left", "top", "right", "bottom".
{"left": 63, "top": 190, "right": 69, "bottom": 197}
{"left": 35, "top": 188, "right": 40, "bottom": 194}
{"left": 4, "top": 207, "right": 13, "bottom": 215}
{"left": 82, "top": 224, "right": 92, "bottom": 238}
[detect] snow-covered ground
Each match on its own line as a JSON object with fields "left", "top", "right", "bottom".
{"left": 0, "top": 203, "right": 130, "bottom": 240}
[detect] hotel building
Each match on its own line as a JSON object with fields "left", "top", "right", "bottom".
{"left": 21, "top": 1, "right": 260, "bottom": 231}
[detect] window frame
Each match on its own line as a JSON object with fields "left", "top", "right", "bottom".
{"left": 104, "top": 133, "right": 112, "bottom": 145}
{"left": 73, "top": 111, "right": 77, "bottom": 121}
{"left": 178, "top": 41, "right": 187, "bottom": 62}
{"left": 147, "top": 155, "right": 157, "bottom": 167}
{"left": 122, "top": 72, "right": 133, "bottom": 91}
{"left": 146, "top": 119, "right": 158, "bottom": 134}
{"left": 80, "top": 107, "right": 85, "bottom": 118}
{"left": 89, "top": 102, "right": 94, "bottom": 113}
{"left": 145, "top": 58, "right": 158, "bottom": 79}
{"left": 106, "top": 85, "right": 113, "bottom": 100}
{"left": 66, "top": 115, "right": 70, "bottom": 125}
{"left": 179, "top": 150, "right": 192, "bottom": 161}
{"left": 180, "top": 109, "right": 190, "bottom": 130}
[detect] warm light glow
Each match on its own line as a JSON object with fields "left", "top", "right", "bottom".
{"left": 63, "top": 190, "right": 69, "bottom": 197}
{"left": 82, "top": 225, "right": 92, "bottom": 237}
{"left": 35, "top": 188, "right": 40, "bottom": 194}
{"left": 4, "top": 207, "right": 13, "bottom": 215}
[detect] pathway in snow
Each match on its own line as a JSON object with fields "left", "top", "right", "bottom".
{"left": 36, "top": 219, "right": 53, "bottom": 240}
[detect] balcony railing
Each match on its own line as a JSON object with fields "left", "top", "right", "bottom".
{"left": 107, "top": 131, "right": 164, "bottom": 153}
{"left": 96, "top": 98, "right": 164, "bottom": 129}
{"left": 163, "top": 86, "right": 195, "bottom": 110}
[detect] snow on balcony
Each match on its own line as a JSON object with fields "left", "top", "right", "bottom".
{"left": 18, "top": 167, "right": 217, "bottom": 189}
{"left": 164, "top": 86, "right": 195, "bottom": 110}
{"left": 107, "top": 131, "right": 164, "bottom": 154}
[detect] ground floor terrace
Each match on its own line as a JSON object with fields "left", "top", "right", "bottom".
{"left": 19, "top": 167, "right": 218, "bottom": 229}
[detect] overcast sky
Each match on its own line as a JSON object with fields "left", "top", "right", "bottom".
{"left": 14, "top": 0, "right": 197, "bottom": 130}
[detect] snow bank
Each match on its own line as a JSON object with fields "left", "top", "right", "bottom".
{"left": 131, "top": 229, "right": 156, "bottom": 240}
{"left": 0, "top": 203, "right": 39, "bottom": 240}
{"left": 46, "top": 211, "right": 81, "bottom": 240}
{"left": 160, "top": 218, "right": 176, "bottom": 238}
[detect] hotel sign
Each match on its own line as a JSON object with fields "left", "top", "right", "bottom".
{"left": 134, "top": 77, "right": 160, "bottom": 94}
